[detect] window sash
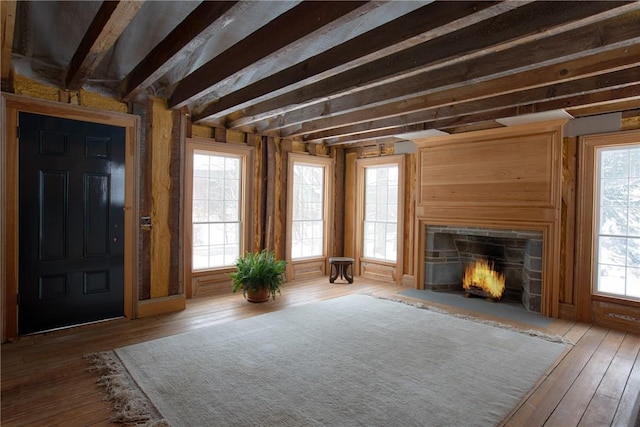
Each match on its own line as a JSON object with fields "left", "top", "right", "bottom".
{"left": 363, "top": 165, "right": 398, "bottom": 262}
{"left": 192, "top": 151, "right": 243, "bottom": 270}
{"left": 594, "top": 145, "right": 640, "bottom": 300}
{"left": 291, "top": 164, "right": 325, "bottom": 259}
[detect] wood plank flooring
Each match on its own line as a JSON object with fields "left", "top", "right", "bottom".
{"left": 2, "top": 278, "right": 639, "bottom": 426}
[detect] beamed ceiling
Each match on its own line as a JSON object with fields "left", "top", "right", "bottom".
{"left": 2, "top": 1, "right": 640, "bottom": 146}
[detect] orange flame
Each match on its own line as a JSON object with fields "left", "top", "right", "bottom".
{"left": 463, "top": 259, "right": 505, "bottom": 299}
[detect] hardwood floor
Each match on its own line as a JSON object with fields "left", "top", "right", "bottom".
{"left": 2, "top": 278, "right": 639, "bottom": 426}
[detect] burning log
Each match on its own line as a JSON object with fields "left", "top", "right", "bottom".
{"left": 462, "top": 259, "right": 505, "bottom": 301}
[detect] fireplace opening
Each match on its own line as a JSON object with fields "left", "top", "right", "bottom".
{"left": 425, "top": 226, "right": 543, "bottom": 313}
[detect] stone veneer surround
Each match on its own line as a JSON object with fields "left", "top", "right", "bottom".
{"left": 425, "top": 225, "right": 543, "bottom": 312}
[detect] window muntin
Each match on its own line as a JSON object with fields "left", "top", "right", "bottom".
{"left": 363, "top": 165, "right": 398, "bottom": 262}
{"left": 595, "top": 145, "right": 640, "bottom": 299}
{"left": 291, "top": 164, "right": 325, "bottom": 259}
{"left": 192, "top": 152, "right": 242, "bottom": 270}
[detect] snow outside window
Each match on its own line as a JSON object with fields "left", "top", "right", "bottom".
{"left": 363, "top": 165, "right": 398, "bottom": 262}
{"left": 192, "top": 152, "right": 241, "bottom": 270}
{"left": 595, "top": 145, "right": 640, "bottom": 299}
{"left": 291, "top": 164, "right": 325, "bottom": 259}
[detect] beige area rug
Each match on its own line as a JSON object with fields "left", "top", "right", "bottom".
{"left": 88, "top": 294, "right": 568, "bottom": 426}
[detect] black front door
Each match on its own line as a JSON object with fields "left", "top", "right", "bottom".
{"left": 18, "top": 112, "right": 125, "bottom": 334}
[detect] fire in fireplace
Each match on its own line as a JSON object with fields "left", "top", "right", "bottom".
{"left": 425, "top": 225, "right": 543, "bottom": 312}
{"left": 463, "top": 259, "right": 506, "bottom": 301}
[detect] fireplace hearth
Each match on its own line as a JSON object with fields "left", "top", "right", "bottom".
{"left": 425, "top": 226, "right": 543, "bottom": 312}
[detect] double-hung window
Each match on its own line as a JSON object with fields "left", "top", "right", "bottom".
{"left": 286, "top": 154, "right": 333, "bottom": 280}
{"left": 595, "top": 144, "right": 640, "bottom": 299}
{"left": 186, "top": 139, "right": 252, "bottom": 274}
{"left": 291, "top": 163, "right": 325, "bottom": 259}
{"left": 363, "top": 164, "right": 399, "bottom": 262}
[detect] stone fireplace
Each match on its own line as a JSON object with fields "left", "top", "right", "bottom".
{"left": 425, "top": 226, "right": 543, "bottom": 312}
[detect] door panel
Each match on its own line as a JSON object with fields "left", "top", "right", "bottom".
{"left": 18, "top": 112, "right": 125, "bottom": 334}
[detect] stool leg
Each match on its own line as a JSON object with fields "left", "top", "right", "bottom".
{"left": 329, "top": 262, "right": 337, "bottom": 283}
{"left": 345, "top": 262, "right": 353, "bottom": 283}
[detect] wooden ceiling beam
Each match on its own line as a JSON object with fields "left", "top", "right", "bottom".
{"left": 267, "top": 40, "right": 640, "bottom": 138}
{"left": 227, "top": 2, "right": 640, "bottom": 129}
{"left": 567, "top": 98, "right": 640, "bottom": 117}
{"left": 301, "top": 66, "right": 640, "bottom": 142}
{"left": 324, "top": 85, "right": 640, "bottom": 145}
{"left": 167, "top": 1, "right": 368, "bottom": 109}
{"left": 250, "top": 14, "right": 640, "bottom": 137}
{"left": 1, "top": 0, "right": 16, "bottom": 82}
{"left": 65, "top": 0, "right": 144, "bottom": 91}
{"left": 120, "top": 1, "right": 238, "bottom": 101}
{"left": 190, "top": 1, "right": 507, "bottom": 121}
{"left": 436, "top": 88, "right": 640, "bottom": 131}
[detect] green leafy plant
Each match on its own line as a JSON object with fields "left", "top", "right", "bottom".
{"left": 229, "top": 250, "right": 287, "bottom": 301}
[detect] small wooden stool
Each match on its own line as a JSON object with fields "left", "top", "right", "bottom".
{"left": 329, "top": 257, "right": 354, "bottom": 283}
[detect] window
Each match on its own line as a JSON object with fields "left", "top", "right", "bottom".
{"left": 363, "top": 164, "right": 398, "bottom": 262}
{"left": 286, "top": 154, "right": 333, "bottom": 271}
{"left": 291, "top": 163, "right": 325, "bottom": 259}
{"left": 595, "top": 144, "right": 640, "bottom": 299}
{"left": 185, "top": 139, "right": 253, "bottom": 275}
{"left": 192, "top": 152, "right": 241, "bottom": 269}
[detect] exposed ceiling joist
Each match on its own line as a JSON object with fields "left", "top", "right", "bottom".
{"left": 1, "top": 0, "right": 16, "bottom": 83}
{"left": 229, "top": 6, "right": 640, "bottom": 132}
{"left": 65, "top": 0, "right": 144, "bottom": 91}
{"left": 191, "top": 1, "right": 508, "bottom": 121}
{"left": 168, "top": 1, "right": 369, "bottom": 109}
{"left": 301, "top": 66, "right": 640, "bottom": 143}
{"left": 119, "top": 1, "right": 238, "bottom": 101}
{"left": 8, "top": 1, "right": 640, "bottom": 146}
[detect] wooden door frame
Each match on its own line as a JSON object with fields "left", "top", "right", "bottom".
{"left": 1, "top": 93, "right": 139, "bottom": 341}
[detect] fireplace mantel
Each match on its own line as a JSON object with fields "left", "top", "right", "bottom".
{"left": 412, "top": 120, "right": 566, "bottom": 317}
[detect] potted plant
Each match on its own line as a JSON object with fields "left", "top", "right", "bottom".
{"left": 229, "top": 249, "right": 287, "bottom": 303}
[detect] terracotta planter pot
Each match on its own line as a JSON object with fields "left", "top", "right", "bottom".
{"left": 246, "top": 287, "right": 270, "bottom": 303}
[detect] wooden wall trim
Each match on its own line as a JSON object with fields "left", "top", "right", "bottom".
{"left": 354, "top": 155, "right": 406, "bottom": 284}
{"left": 136, "top": 294, "right": 186, "bottom": 318}
{"left": 131, "top": 99, "right": 152, "bottom": 300}
{"left": 343, "top": 151, "right": 358, "bottom": 258}
{"left": 284, "top": 152, "right": 334, "bottom": 281}
{"left": 561, "top": 136, "right": 578, "bottom": 309}
{"left": 1, "top": 93, "right": 139, "bottom": 341}
{"left": 575, "top": 129, "right": 640, "bottom": 323}
{"left": 182, "top": 137, "right": 255, "bottom": 298}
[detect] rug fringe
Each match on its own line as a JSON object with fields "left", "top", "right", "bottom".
{"left": 360, "top": 292, "right": 573, "bottom": 345}
{"left": 85, "top": 351, "right": 171, "bottom": 426}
